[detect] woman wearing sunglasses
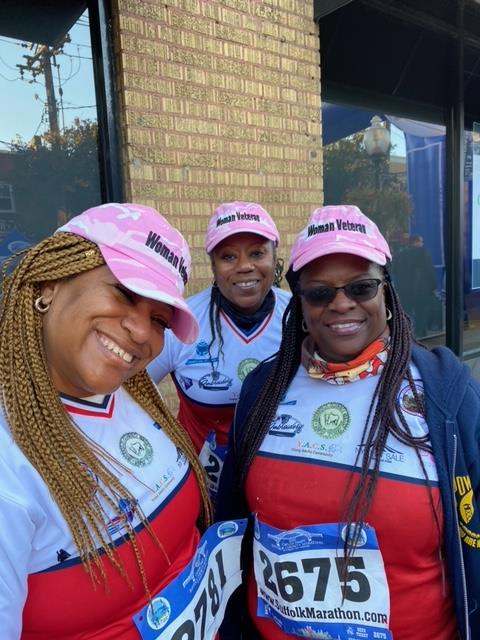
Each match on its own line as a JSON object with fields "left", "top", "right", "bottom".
{"left": 216, "top": 205, "right": 480, "bottom": 640}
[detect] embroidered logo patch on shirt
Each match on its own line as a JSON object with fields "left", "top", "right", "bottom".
{"left": 312, "top": 402, "right": 350, "bottom": 439}
{"left": 119, "top": 432, "right": 154, "bottom": 467}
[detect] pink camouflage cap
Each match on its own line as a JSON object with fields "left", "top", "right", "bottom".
{"left": 289, "top": 205, "right": 392, "bottom": 272}
{"left": 56, "top": 203, "right": 199, "bottom": 344}
{"left": 205, "top": 201, "right": 280, "bottom": 253}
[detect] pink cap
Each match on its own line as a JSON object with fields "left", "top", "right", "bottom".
{"left": 56, "top": 203, "right": 199, "bottom": 344}
{"left": 289, "top": 205, "right": 391, "bottom": 271}
{"left": 205, "top": 201, "right": 280, "bottom": 253}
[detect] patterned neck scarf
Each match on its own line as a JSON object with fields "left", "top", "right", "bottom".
{"left": 301, "top": 331, "right": 390, "bottom": 385}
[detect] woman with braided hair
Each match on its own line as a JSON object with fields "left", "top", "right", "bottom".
{"left": 216, "top": 205, "right": 480, "bottom": 640}
{"left": 148, "top": 202, "right": 290, "bottom": 498}
{"left": 0, "top": 203, "right": 245, "bottom": 639}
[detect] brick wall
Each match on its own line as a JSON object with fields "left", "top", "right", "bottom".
{"left": 110, "top": 0, "right": 323, "bottom": 407}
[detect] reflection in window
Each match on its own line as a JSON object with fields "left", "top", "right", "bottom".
{"left": 464, "top": 125, "right": 480, "bottom": 355}
{"left": 0, "top": 9, "right": 100, "bottom": 263}
{"left": 322, "top": 103, "right": 446, "bottom": 347}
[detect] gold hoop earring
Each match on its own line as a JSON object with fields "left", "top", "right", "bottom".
{"left": 386, "top": 307, "right": 392, "bottom": 321}
{"left": 34, "top": 296, "right": 50, "bottom": 314}
{"left": 302, "top": 319, "right": 309, "bottom": 333}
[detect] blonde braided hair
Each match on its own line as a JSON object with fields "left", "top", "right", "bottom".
{"left": 0, "top": 232, "right": 212, "bottom": 587}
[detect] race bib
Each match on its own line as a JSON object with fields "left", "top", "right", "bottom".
{"left": 199, "top": 432, "right": 227, "bottom": 498}
{"left": 253, "top": 516, "right": 392, "bottom": 640}
{"left": 134, "top": 519, "right": 246, "bottom": 640}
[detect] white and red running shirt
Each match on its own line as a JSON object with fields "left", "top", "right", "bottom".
{"left": 0, "top": 387, "right": 201, "bottom": 640}
{"left": 244, "top": 364, "right": 458, "bottom": 640}
{"left": 147, "top": 286, "right": 291, "bottom": 451}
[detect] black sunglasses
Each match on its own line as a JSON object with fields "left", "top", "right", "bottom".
{"left": 297, "top": 278, "right": 383, "bottom": 307}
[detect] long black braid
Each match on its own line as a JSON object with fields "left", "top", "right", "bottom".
{"left": 234, "top": 265, "right": 441, "bottom": 565}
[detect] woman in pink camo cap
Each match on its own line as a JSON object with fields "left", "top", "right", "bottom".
{"left": 148, "top": 201, "right": 290, "bottom": 499}
{"left": 0, "top": 203, "right": 225, "bottom": 639}
{"left": 216, "top": 205, "right": 480, "bottom": 640}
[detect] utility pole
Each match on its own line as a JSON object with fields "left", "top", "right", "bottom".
{"left": 16, "top": 38, "right": 69, "bottom": 141}
{"left": 39, "top": 48, "right": 59, "bottom": 138}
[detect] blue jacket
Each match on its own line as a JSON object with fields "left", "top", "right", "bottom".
{"left": 216, "top": 345, "right": 480, "bottom": 639}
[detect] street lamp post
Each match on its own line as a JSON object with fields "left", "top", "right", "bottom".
{"left": 363, "top": 115, "right": 391, "bottom": 190}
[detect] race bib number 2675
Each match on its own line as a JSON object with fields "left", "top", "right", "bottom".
{"left": 253, "top": 516, "right": 392, "bottom": 640}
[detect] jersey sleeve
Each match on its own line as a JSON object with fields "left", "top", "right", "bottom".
{"left": 0, "top": 467, "right": 35, "bottom": 639}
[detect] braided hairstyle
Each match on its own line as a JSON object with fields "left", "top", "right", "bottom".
{"left": 207, "top": 246, "right": 284, "bottom": 365}
{"left": 234, "top": 264, "right": 439, "bottom": 562}
{"left": 0, "top": 232, "right": 212, "bottom": 590}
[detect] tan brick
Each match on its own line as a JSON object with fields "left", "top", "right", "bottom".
{"left": 255, "top": 4, "right": 281, "bottom": 22}
{"left": 169, "top": 47, "right": 213, "bottom": 69}
{"left": 215, "top": 57, "right": 250, "bottom": 77}
{"left": 162, "top": 97, "right": 185, "bottom": 113}
{"left": 215, "top": 23, "right": 253, "bottom": 46}
{"left": 167, "top": 0, "right": 202, "bottom": 15}
{"left": 128, "top": 162, "right": 154, "bottom": 181}
{"left": 118, "top": 0, "right": 166, "bottom": 21}
{"left": 125, "top": 111, "right": 172, "bottom": 129}
{"left": 254, "top": 65, "right": 289, "bottom": 87}
{"left": 182, "top": 185, "right": 220, "bottom": 200}
{"left": 217, "top": 90, "right": 254, "bottom": 109}
{"left": 175, "top": 83, "right": 212, "bottom": 102}
{"left": 226, "top": 109, "right": 248, "bottom": 124}
{"left": 290, "top": 74, "right": 320, "bottom": 92}
{"left": 118, "top": 15, "right": 144, "bottom": 35}
{"left": 202, "top": 2, "right": 221, "bottom": 20}
{"left": 158, "top": 61, "right": 184, "bottom": 80}
{"left": 123, "top": 74, "right": 172, "bottom": 94}
{"left": 202, "top": 37, "right": 225, "bottom": 55}
{"left": 221, "top": 0, "right": 250, "bottom": 13}
{"left": 164, "top": 132, "right": 189, "bottom": 148}
{"left": 291, "top": 104, "right": 321, "bottom": 123}
{"left": 258, "top": 129, "right": 291, "bottom": 145}
{"left": 281, "top": 87, "right": 298, "bottom": 102}
{"left": 170, "top": 10, "right": 213, "bottom": 35}
{"left": 219, "top": 6, "right": 243, "bottom": 27}
{"left": 177, "top": 152, "right": 218, "bottom": 169}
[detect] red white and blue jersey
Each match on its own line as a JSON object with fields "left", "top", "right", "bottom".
{"left": 0, "top": 387, "right": 201, "bottom": 640}
{"left": 148, "top": 286, "right": 290, "bottom": 451}
{"left": 245, "top": 365, "right": 458, "bottom": 639}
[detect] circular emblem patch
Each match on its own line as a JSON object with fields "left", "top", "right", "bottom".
{"left": 119, "top": 432, "right": 153, "bottom": 467}
{"left": 237, "top": 358, "right": 260, "bottom": 382}
{"left": 147, "top": 596, "right": 171, "bottom": 630}
{"left": 312, "top": 403, "right": 350, "bottom": 439}
{"left": 398, "top": 381, "right": 425, "bottom": 416}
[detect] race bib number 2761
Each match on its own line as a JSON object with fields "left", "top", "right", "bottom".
{"left": 134, "top": 519, "right": 246, "bottom": 640}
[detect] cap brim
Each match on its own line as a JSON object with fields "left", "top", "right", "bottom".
{"left": 99, "top": 245, "right": 199, "bottom": 344}
{"left": 206, "top": 228, "right": 279, "bottom": 253}
{"left": 292, "top": 243, "right": 388, "bottom": 272}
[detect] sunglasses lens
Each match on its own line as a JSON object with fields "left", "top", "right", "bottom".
{"left": 299, "top": 279, "right": 381, "bottom": 306}
{"left": 346, "top": 280, "right": 380, "bottom": 301}
{"left": 303, "top": 287, "right": 335, "bottom": 306}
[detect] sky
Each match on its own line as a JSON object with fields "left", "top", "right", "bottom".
{"left": 0, "top": 11, "right": 97, "bottom": 150}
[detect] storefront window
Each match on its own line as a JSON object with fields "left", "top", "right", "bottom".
{"left": 0, "top": 8, "right": 101, "bottom": 261}
{"left": 322, "top": 102, "right": 446, "bottom": 347}
{"left": 464, "top": 124, "right": 480, "bottom": 355}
